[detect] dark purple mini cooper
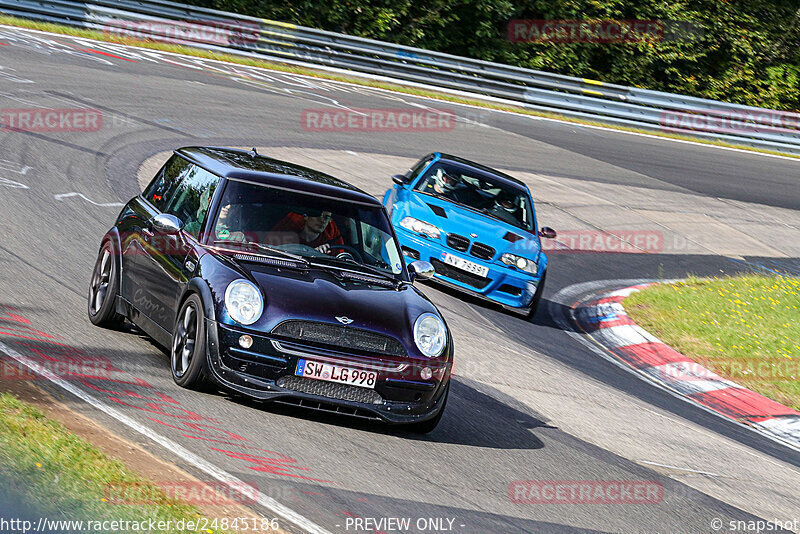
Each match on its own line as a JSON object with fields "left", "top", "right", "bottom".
{"left": 88, "top": 147, "right": 452, "bottom": 432}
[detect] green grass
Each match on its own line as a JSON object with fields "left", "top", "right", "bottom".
{"left": 0, "top": 393, "right": 230, "bottom": 533}
{"left": 625, "top": 275, "right": 800, "bottom": 410}
{"left": 0, "top": 14, "right": 798, "bottom": 160}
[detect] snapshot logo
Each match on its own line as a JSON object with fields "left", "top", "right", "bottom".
{"left": 509, "top": 480, "right": 663, "bottom": 504}
{"left": 301, "top": 108, "right": 456, "bottom": 132}
{"left": 542, "top": 230, "right": 664, "bottom": 254}
{"left": 0, "top": 108, "right": 103, "bottom": 132}
{"left": 508, "top": 19, "right": 702, "bottom": 43}
{"left": 661, "top": 109, "right": 800, "bottom": 137}
{"left": 102, "top": 18, "right": 260, "bottom": 47}
{"left": 104, "top": 481, "right": 258, "bottom": 506}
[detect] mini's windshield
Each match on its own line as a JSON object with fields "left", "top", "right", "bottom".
{"left": 414, "top": 162, "right": 534, "bottom": 231}
{"left": 209, "top": 180, "right": 405, "bottom": 277}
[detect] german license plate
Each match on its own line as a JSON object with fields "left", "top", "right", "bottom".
{"left": 295, "top": 359, "right": 377, "bottom": 389}
{"left": 442, "top": 252, "right": 489, "bottom": 277}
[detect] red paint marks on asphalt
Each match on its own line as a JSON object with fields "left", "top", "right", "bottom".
{"left": 80, "top": 47, "right": 137, "bottom": 62}
{"left": 689, "top": 387, "right": 800, "bottom": 422}
{"left": 211, "top": 448, "right": 335, "bottom": 483}
{"left": 0, "top": 42, "right": 9, "bottom": 46}
{"left": 615, "top": 342, "right": 693, "bottom": 369}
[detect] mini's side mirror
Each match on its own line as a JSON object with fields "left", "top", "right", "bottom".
{"left": 150, "top": 214, "right": 183, "bottom": 235}
{"left": 392, "top": 174, "right": 409, "bottom": 186}
{"left": 538, "top": 227, "right": 557, "bottom": 239}
{"left": 408, "top": 260, "right": 434, "bottom": 282}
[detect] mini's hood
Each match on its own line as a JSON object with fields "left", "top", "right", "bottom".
{"left": 404, "top": 193, "right": 541, "bottom": 258}
{"left": 225, "top": 260, "right": 440, "bottom": 357}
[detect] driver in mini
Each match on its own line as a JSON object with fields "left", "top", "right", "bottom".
{"left": 272, "top": 209, "right": 344, "bottom": 253}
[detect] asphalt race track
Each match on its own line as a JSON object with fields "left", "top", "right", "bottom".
{"left": 1, "top": 26, "right": 799, "bottom": 534}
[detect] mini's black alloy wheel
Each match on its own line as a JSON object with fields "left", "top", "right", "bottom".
{"left": 87, "top": 241, "right": 124, "bottom": 329}
{"left": 171, "top": 294, "right": 212, "bottom": 390}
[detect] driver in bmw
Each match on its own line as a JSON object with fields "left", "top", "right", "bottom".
{"left": 272, "top": 209, "right": 344, "bottom": 253}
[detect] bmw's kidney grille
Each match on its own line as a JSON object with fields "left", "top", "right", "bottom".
{"left": 277, "top": 375, "right": 383, "bottom": 404}
{"left": 446, "top": 233, "right": 470, "bottom": 251}
{"left": 271, "top": 320, "right": 406, "bottom": 356}
{"left": 470, "top": 242, "right": 496, "bottom": 260}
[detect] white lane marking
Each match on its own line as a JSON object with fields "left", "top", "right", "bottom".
{"left": 0, "top": 176, "right": 29, "bottom": 189}
{"left": 637, "top": 460, "right": 720, "bottom": 477}
{"left": 0, "top": 340, "right": 332, "bottom": 534}
{"left": 548, "top": 279, "right": 800, "bottom": 454}
{"left": 2, "top": 23, "right": 798, "bottom": 162}
{"left": 54, "top": 192, "right": 123, "bottom": 207}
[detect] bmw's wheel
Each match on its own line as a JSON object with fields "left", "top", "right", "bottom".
{"left": 524, "top": 271, "right": 547, "bottom": 320}
{"left": 88, "top": 241, "right": 124, "bottom": 329}
{"left": 404, "top": 382, "right": 449, "bottom": 434}
{"left": 171, "top": 294, "right": 212, "bottom": 390}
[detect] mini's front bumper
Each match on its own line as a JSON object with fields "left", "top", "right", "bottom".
{"left": 205, "top": 320, "right": 451, "bottom": 424}
{"left": 396, "top": 229, "right": 545, "bottom": 310}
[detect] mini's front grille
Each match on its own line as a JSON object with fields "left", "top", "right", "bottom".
{"left": 277, "top": 375, "right": 383, "bottom": 404}
{"left": 470, "top": 242, "right": 496, "bottom": 260}
{"left": 271, "top": 320, "right": 406, "bottom": 356}
{"left": 430, "top": 259, "right": 491, "bottom": 289}
{"left": 446, "top": 233, "right": 470, "bottom": 252}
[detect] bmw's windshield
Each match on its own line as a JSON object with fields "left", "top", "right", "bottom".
{"left": 414, "top": 162, "right": 534, "bottom": 231}
{"left": 208, "top": 180, "right": 405, "bottom": 278}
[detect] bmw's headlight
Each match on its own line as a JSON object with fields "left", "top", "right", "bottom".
{"left": 413, "top": 313, "right": 446, "bottom": 358}
{"left": 501, "top": 253, "right": 538, "bottom": 275}
{"left": 224, "top": 279, "right": 263, "bottom": 325}
{"left": 399, "top": 217, "right": 441, "bottom": 239}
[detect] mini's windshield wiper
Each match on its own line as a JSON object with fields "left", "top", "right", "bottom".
{"left": 212, "top": 241, "right": 308, "bottom": 264}
{"left": 309, "top": 258, "right": 402, "bottom": 287}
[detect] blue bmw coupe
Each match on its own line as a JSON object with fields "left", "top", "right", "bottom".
{"left": 383, "top": 153, "right": 556, "bottom": 318}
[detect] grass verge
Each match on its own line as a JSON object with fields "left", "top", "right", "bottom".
{"left": 0, "top": 392, "right": 231, "bottom": 533}
{"left": 0, "top": 14, "right": 797, "bottom": 160}
{"left": 625, "top": 275, "right": 800, "bottom": 411}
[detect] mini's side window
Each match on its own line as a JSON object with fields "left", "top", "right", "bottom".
{"left": 143, "top": 155, "right": 193, "bottom": 211}
{"left": 164, "top": 165, "right": 220, "bottom": 239}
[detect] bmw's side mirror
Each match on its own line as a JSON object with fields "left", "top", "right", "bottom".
{"left": 408, "top": 260, "right": 434, "bottom": 282}
{"left": 392, "top": 174, "right": 408, "bottom": 186}
{"left": 538, "top": 226, "right": 557, "bottom": 239}
{"left": 150, "top": 214, "right": 183, "bottom": 235}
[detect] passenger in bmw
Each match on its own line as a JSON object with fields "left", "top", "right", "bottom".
{"left": 272, "top": 209, "right": 344, "bottom": 253}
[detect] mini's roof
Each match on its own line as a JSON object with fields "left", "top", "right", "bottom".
{"left": 433, "top": 153, "right": 528, "bottom": 192}
{"left": 176, "top": 147, "right": 381, "bottom": 206}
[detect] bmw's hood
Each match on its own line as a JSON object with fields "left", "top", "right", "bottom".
{"left": 405, "top": 194, "right": 540, "bottom": 257}
{"left": 239, "top": 264, "right": 439, "bottom": 355}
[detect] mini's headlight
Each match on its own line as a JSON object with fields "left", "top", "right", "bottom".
{"left": 501, "top": 253, "right": 538, "bottom": 275}
{"left": 224, "top": 279, "right": 263, "bottom": 325}
{"left": 399, "top": 217, "right": 441, "bottom": 239}
{"left": 413, "top": 312, "right": 446, "bottom": 358}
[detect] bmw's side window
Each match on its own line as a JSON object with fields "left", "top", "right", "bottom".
{"left": 163, "top": 165, "right": 220, "bottom": 239}
{"left": 407, "top": 156, "right": 434, "bottom": 182}
{"left": 143, "top": 155, "right": 193, "bottom": 211}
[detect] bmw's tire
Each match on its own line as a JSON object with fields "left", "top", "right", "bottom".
{"left": 404, "top": 382, "right": 449, "bottom": 434}
{"left": 88, "top": 241, "right": 125, "bottom": 329}
{"left": 171, "top": 294, "right": 212, "bottom": 390}
{"left": 524, "top": 271, "right": 547, "bottom": 320}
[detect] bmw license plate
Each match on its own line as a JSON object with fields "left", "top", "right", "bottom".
{"left": 295, "top": 359, "right": 377, "bottom": 389}
{"left": 442, "top": 252, "right": 489, "bottom": 278}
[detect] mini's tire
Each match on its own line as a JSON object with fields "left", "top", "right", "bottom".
{"left": 403, "top": 382, "right": 449, "bottom": 434}
{"left": 88, "top": 241, "right": 125, "bottom": 329}
{"left": 171, "top": 294, "right": 212, "bottom": 390}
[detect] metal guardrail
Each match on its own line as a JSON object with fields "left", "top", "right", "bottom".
{"left": 2, "top": 0, "right": 800, "bottom": 154}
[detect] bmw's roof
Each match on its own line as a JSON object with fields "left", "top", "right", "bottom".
{"left": 433, "top": 153, "right": 529, "bottom": 192}
{"left": 176, "top": 147, "right": 381, "bottom": 206}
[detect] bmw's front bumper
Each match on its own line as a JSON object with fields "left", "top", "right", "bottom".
{"left": 396, "top": 228, "right": 546, "bottom": 310}
{"left": 204, "top": 320, "right": 451, "bottom": 424}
